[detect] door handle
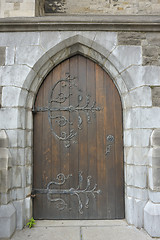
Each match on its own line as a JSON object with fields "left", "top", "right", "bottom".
{"left": 105, "top": 135, "right": 114, "bottom": 155}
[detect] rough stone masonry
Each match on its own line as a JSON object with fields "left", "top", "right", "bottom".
{"left": 1, "top": 0, "right": 160, "bottom": 17}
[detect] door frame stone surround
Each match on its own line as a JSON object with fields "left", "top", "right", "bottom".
{"left": 0, "top": 16, "right": 160, "bottom": 238}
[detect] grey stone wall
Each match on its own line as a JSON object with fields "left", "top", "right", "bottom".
{"left": 40, "top": 0, "right": 160, "bottom": 15}
{"left": 0, "top": 130, "right": 16, "bottom": 238}
{"left": 0, "top": 28, "right": 160, "bottom": 237}
{"left": 144, "top": 130, "right": 160, "bottom": 237}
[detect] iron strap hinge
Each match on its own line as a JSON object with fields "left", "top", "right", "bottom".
{"left": 31, "top": 173, "right": 101, "bottom": 214}
{"left": 31, "top": 188, "right": 78, "bottom": 195}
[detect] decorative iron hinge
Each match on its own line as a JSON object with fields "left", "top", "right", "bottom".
{"left": 32, "top": 172, "right": 101, "bottom": 214}
{"left": 33, "top": 74, "right": 101, "bottom": 148}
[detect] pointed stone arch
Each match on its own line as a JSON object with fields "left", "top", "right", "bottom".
{"left": 19, "top": 34, "right": 130, "bottom": 110}
{"left": 17, "top": 33, "right": 133, "bottom": 228}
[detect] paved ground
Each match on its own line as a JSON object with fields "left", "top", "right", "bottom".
{"left": 11, "top": 220, "right": 159, "bottom": 240}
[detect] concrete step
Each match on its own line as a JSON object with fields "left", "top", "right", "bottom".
{"left": 11, "top": 220, "right": 158, "bottom": 240}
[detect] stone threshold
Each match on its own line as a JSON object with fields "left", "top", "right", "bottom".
{"left": 0, "top": 15, "right": 160, "bottom": 32}
{"left": 35, "top": 219, "right": 128, "bottom": 227}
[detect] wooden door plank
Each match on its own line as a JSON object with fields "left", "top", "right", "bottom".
{"left": 58, "top": 60, "right": 70, "bottom": 219}
{"left": 47, "top": 64, "right": 62, "bottom": 219}
{"left": 104, "top": 72, "right": 116, "bottom": 219}
{"left": 69, "top": 56, "right": 79, "bottom": 219}
{"left": 77, "top": 55, "right": 88, "bottom": 219}
{"left": 86, "top": 59, "right": 98, "bottom": 219}
{"left": 95, "top": 64, "right": 106, "bottom": 219}
{"left": 113, "top": 84, "right": 124, "bottom": 218}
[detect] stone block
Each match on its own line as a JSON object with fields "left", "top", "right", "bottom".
{"left": 152, "top": 168, "right": 160, "bottom": 189}
{"left": 25, "top": 197, "right": 32, "bottom": 222}
{"left": 26, "top": 130, "right": 33, "bottom": 147}
{"left": 2, "top": 86, "right": 21, "bottom": 107}
{"left": 25, "top": 186, "right": 31, "bottom": 197}
{"left": 10, "top": 148, "right": 25, "bottom": 166}
{"left": 16, "top": 45, "right": 46, "bottom": 68}
{"left": 148, "top": 167, "right": 160, "bottom": 190}
{"left": 126, "top": 186, "right": 148, "bottom": 201}
{"left": 152, "top": 97, "right": 160, "bottom": 107}
{"left": 124, "top": 129, "right": 152, "bottom": 148}
{"left": 26, "top": 110, "right": 33, "bottom": 130}
{"left": 0, "top": 191, "right": 11, "bottom": 205}
{"left": 108, "top": 46, "right": 142, "bottom": 73}
{"left": 123, "top": 130, "right": 132, "bottom": 147}
{"left": 0, "top": 108, "right": 19, "bottom": 129}
{"left": 143, "top": 46, "right": 158, "bottom": 58}
{"left": 6, "top": 129, "right": 26, "bottom": 148}
{"left": 22, "top": 68, "right": 38, "bottom": 92}
{"left": 124, "top": 86, "right": 152, "bottom": 108}
{"left": 0, "top": 203, "right": 16, "bottom": 239}
{"left": 2, "top": 86, "right": 28, "bottom": 108}
{"left": 26, "top": 91, "right": 34, "bottom": 109}
{"left": 12, "top": 166, "right": 23, "bottom": 188}
{"left": 0, "top": 169, "right": 8, "bottom": 193}
{"left": 150, "top": 148, "right": 160, "bottom": 167}
{"left": 0, "top": 86, "right": 2, "bottom": 108}
{"left": 142, "top": 66, "right": 160, "bottom": 86}
{"left": 11, "top": 188, "right": 17, "bottom": 201}
{"left": 126, "top": 165, "right": 147, "bottom": 188}
{"left": 0, "top": 146, "right": 12, "bottom": 193}
{"left": 0, "top": 47, "right": 5, "bottom": 66}
{"left": 50, "top": 47, "right": 70, "bottom": 67}
{"left": 40, "top": 31, "right": 62, "bottom": 52}
{"left": 16, "top": 188, "right": 25, "bottom": 200}
{"left": 93, "top": 32, "right": 117, "bottom": 53}
{"left": 146, "top": 33, "right": 160, "bottom": 47}
{"left": 125, "top": 196, "right": 134, "bottom": 225}
{"left": 126, "top": 147, "right": 150, "bottom": 165}
{"left": 0, "top": 148, "right": 11, "bottom": 169}
{"left": 118, "top": 32, "right": 146, "bottom": 46}
{"left": 133, "top": 198, "right": 147, "bottom": 228}
{"left": 149, "top": 190, "right": 160, "bottom": 203}
{"left": 144, "top": 201, "right": 160, "bottom": 237}
{"left": 152, "top": 86, "right": 160, "bottom": 98}
{"left": 103, "top": 59, "right": 120, "bottom": 80}
{"left": 1, "top": 65, "right": 32, "bottom": 90}
{"left": 13, "top": 199, "right": 25, "bottom": 229}
{"left": 31, "top": 59, "right": 53, "bottom": 89}
{"left": 25, "top": 147, "right": 32, "bottom": 165}
{"left": 121, "top": 65, "right": 160, "bottom": 90}
{"left": 5, "top": 46, "right": 15, "bottom": 65}
{"left": 26, "top": 166, "right": 32, "bottom": 186}
{"left": 0, "top": 32, "right": 40, "bottom": 47}
{"left": 114, "top": 74, "right": 128, "bottom": 95}
{"left": 0, "top": 129, "right": 8, "bottom": 148}
{"left": 88, "top": 48, "right": 107, "bottom": 68}
{"left": 151, "top": 129, "right": 160, "bottom": 147}
{"left": 125, "top": 108, "right": 160, "bottom": 129}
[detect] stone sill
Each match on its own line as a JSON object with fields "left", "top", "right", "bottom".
{"left": 0, "top": 15, "right": 160, "bottom": 32}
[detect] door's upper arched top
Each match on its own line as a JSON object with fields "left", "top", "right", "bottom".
{"left": 33, "top": 55, "right": 124, "bottom": 219}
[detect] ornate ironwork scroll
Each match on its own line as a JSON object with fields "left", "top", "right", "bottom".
{"left": 33, "top": 74, "right": 101, "bottom": 148}
{"left": 105, "top": 135, "right": 114, "bottom": 155}
{"left": 32, "top": 172, "right": 101, "bottom": 214}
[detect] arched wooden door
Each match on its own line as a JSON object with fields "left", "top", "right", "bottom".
{"left": 33, "top": 55, "right": 124, "bottom": 220}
